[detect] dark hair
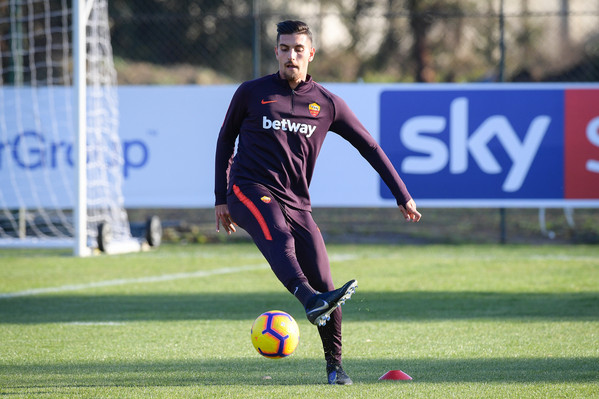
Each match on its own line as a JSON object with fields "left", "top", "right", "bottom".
{"left": 276, "top": 20, "right": 313, "bottom": 45}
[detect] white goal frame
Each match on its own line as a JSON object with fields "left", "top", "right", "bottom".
{"left": 73, "top": 0, "right": 93, "bottom": 256}
{"left": 0, "top": 0, "right": 142, "bottom": 256}
{"left": 73, "top": 0, "right": 141, "bottom": 256}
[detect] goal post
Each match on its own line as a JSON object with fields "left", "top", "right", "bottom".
{"left": 73, "top": 0, "right": 93, "bottom": 256}
{"left": 0, "top": 0, "right": 142, "bottom": 255}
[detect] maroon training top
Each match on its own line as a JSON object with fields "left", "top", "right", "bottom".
{"left": 214, "top": 73, "right": 411, "bottom": 211}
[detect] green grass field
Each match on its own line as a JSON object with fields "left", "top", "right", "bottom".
{"left": 1, "top": 243, "right": 598, "bottom": 398}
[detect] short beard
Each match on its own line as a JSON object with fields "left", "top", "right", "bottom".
{"left": 281, "top": 68, "right": 301, "bottom": 83}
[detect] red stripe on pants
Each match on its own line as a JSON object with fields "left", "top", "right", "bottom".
{"left": 232, "top": 184, "right": 273, "bottom": 241}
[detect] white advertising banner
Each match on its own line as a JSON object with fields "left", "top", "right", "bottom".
{"left": 0, "top": 87, "right": 75, "bottom": 209}
{"left": 118, "top": 84, "right": 393, "bottom": 208}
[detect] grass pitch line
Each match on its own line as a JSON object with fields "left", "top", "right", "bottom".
{"left": 64, "top": 321, "right": 126, "bottom": 326}
{"left": 0, "top": 264, "right": 269, "bottom": 299}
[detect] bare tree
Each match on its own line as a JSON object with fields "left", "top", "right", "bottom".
{"left": 407, "top": 0, "right": 465, "bottom": 82}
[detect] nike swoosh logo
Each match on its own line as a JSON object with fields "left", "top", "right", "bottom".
{"left": 306, "top": 300, "right": 329, "bottom": 314}
{"left": 261, "top": 99, "right": 277, "bottom": 104}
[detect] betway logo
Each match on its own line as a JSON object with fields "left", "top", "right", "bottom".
{"left": 400, "top": 97, "right": 551, "bottom": 192}
{"left": 263, "top": 116, "right": 316, "bottom": 138}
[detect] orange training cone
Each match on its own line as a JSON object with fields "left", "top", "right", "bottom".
{"left": 379, "top": 369, "right": 413, "bottom": 381}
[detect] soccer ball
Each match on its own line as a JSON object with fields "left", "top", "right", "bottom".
{"left": 250, "top": 310, "right": 300, "bottom": 359}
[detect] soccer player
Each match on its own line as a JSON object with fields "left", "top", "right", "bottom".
{"left": 214, "top": 20, "right": 421, "bottom": 385}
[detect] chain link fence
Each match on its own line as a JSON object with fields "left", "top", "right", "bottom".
{"left": 2, "top": 1, "right": 598, "bottom": 85}
{"left": 107, "top": 0, "right": 599, "bottom": 85}
{"left": 2, "top": 0, "right": 598, "bottom": 244}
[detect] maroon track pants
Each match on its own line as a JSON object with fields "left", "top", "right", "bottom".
{"left": 227, "top": 183, "right": 342, "bottom": 365}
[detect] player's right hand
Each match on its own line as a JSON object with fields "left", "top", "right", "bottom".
{"left": 215, "top": 204, "right": 236, "bottom": 234}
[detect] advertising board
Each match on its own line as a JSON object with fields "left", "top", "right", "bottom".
{"left": 1, "top": 84, "right": 598, "bottom": 208}
{"left": 379, "top": 86, "right": 599, "bottom": 207}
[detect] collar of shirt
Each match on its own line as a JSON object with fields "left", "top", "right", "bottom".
{"left": 272, "top": 72, "right": 314, "bottom": 93}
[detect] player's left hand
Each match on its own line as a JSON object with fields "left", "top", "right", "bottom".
{"left": 399, "top": 199, "right": 421, "bottom": 222}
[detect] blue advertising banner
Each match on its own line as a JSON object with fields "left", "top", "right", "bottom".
{"left": 378, "top": 87, "right": 599, "bottom": 206}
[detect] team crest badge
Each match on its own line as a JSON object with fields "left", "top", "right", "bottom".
{"left": 260, "top": 196, "right": 271, "bottom": 204}
{"left": 309, "top": 102, "right": 320, "bottom": 117}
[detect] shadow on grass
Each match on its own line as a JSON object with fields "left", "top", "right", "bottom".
{"left": 1, "top": 357, "right": 597, "bottom": 388}
{"left": 1, "top": 291, "right": 598, "bottom": 324}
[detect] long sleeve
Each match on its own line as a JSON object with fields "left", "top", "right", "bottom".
{"left": 214, "top": 84, "right": 247, "bottom": 205}
{"left": 329, "top": 95, "right": 412, "bottom": 206}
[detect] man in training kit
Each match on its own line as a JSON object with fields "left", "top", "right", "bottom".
{"left": 215, "top": 20, "right": 421, "bottom": 385}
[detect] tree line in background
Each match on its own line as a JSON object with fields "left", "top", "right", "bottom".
{"left": 111, "top": 0, "right": 478, "bottom": 83}
{"left": 107, "top": 0, "right": 599, "bottom": 84}
{"left": 1, "top": 0, "right": 598, "bottom": 85}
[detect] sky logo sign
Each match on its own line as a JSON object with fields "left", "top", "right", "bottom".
{"left": 380, "top": 89, "right": 564, "bottom": 201}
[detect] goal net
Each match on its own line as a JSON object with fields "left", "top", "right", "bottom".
{"left": 0, "top": 0, "right": 137, "bottom": 255}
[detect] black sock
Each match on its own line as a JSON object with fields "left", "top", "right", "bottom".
{"left": 288, "top": 281, "right": 317, "bottom": 307}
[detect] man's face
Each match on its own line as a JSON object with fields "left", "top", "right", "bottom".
{"left": 275, "top": 33, "right": 315, "bottom": 86}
